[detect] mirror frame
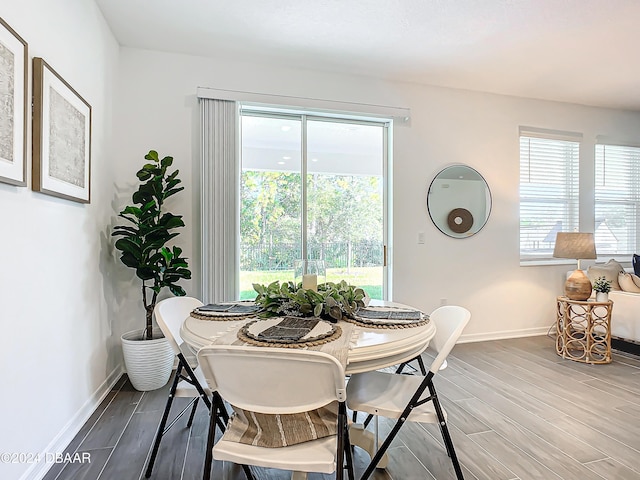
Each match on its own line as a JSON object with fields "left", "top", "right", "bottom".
{"left": 427, "top": 165, "right": 492, "bottom": 239}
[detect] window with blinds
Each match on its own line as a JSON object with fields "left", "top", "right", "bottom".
{"left": 519, "top": 134, "right": 580, "bottom": 260}
{"left": 594, "top": 144, "right": 640, "bottom": 255}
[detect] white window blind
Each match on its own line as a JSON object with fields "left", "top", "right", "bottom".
{"left": 200, "top": 98, "right": 239, "bottom": 302}
{"left": 594, "top": 144, "right": 640, "bottom": 255}
{"left": 519, "top": 134, "right": 580, "bottom": 260}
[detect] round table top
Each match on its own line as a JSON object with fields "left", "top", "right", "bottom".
{"left": 180, "top": 301, "right": 436, "bottom": 375}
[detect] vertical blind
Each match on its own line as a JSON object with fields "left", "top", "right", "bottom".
{"left": 594, "top": 144, "right": 640, "bottom": 255}
{"left": 519, "top": 135, "right": 580, "bottom": 259}
{"left": 200, "top": 98, "right": 239, "bottom": 302}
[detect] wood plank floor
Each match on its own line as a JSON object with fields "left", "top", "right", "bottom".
{"left": 43, "top": 336, "right": 640, "bottom": 480}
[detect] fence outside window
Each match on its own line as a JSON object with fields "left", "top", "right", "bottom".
{"left": 240, "top": 241, "right": 383, "bottom": 271}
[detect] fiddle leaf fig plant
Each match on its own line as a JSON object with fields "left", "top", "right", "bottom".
{"left": 112, "top": 150, "right": 192, "bottom": 340}
{"left": 253, "top": 280, "right": 367, "bottom": 322}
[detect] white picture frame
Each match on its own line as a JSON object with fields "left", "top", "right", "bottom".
{"left": 32, "top": 57, "right": 92, "bottom": 203}
{"left": 0, "top": 17, "right": 28, "bottom": 186}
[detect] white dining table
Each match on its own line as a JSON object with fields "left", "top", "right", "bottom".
{"left": 179, "top": 300, "right": 436, "bottom": 477}
{"left": 180, "top": 300, "right": 436, "bottom": 375}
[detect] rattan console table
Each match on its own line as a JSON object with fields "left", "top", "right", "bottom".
{"left": 556, "top": 296, "right": 613, "bottom": 364}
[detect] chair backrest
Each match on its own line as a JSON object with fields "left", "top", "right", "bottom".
{"left": 427, "top": 305, "right": 471, "bottom": 374}
{"left": 155, "top": 296, "right": 204, "bottom": 355}
{"left": 197, "top": 345, "right": 346, "bottom": 414}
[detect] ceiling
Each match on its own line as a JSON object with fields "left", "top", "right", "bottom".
{"left": 96, "top": 0, "right": 640, "bottom": 111}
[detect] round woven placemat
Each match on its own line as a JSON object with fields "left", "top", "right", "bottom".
{"left": 190, "top": 311, "right": 259, "bottom": 321}
{"left": 343, "top": 315, "right": 430, "bottom": 329}
{"left": 238, "top": 320, "right": 342, "bottom": 348}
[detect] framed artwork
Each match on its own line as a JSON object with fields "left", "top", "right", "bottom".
{"left": 0, "top": 17, "right": 28, "bottom": 186}
{"left": 33, "top": 57, "right": 92, "bottom": 203}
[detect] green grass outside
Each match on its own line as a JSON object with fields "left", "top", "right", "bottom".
{"left": 239, "top": 267, "right": 383, "bottom": 300}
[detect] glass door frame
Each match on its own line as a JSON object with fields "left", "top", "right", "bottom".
{"left": 239, "top": 105, "right": 392, "bottom": 300}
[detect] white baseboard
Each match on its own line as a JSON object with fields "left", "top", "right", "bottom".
{"left": 20, "top": 364, "right": 125, "bottom": 480}
{"left": 458, "top": 326, "right": 551, "bottom": 344}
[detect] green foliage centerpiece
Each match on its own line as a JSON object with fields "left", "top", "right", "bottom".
{"left": 253, "top": 280, "right": 367, "bottom": 322}
{"left": 112, "top": 150, "right": 192, "bottom": 340}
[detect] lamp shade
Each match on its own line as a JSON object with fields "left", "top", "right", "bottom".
{"left": 553, "top": 232, "right": 597, "bottom": 260}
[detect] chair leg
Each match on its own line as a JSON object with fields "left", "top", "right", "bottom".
{"left": 363, "top": 414, "right": 374, "bottom": 428}
{"left": 395, "top": 362, "right": 408, "bottom": 374}
{"left": 341, "top": 405, "right": 355, "bottom": 480}
{"left": 355, "top": 411, "right": 382, "bottom": 432}
{"left": 203, "top": 395, "right": 218, "bottom": 480}
{"left": 359, "top": 414, "right": 406, "bottom": 480}
{"left": 203, "top": 393, "right": 254, "bottom": 480}
{"left": 438, "top": 420, "right": 453, "bottom": 458}
{"left": 429, "top": 384, "right": 464, "bottom": 480}
{"left": 212, "top": 392, "right": 230, "bottom": 433}
{"left": 145, "top": 364, "right": 183, "bottom": 478}
{"left": 179, "top": 353, "right": 212, "bottom": 411}
{"left": 360, "top": 372, "right": 436, "bottom": 480}
{"left": 187, "top": 397, "right": 199, "bottom": 428}
{"left": 416, "top": 355, "right": 427, "bottom": 375}
{"left": 337, "top": 406, "right": 345, "bottom": 480}
{"left": 437, "top": 417, "right": 464, "bottom": 479}
{"left": 338, "top": 401, "right": 356, "bottom": 480}
{"left": 241, "top": 464, "right": 254, "bottom": 480}
{"left": 396, "top": 354, "right": 425, "bottom": 376}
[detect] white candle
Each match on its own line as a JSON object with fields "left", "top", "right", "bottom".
{"left": 302, "top": 274, "right": 317, "bottom": 291}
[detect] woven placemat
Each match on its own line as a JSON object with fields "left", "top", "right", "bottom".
{"left": 190, "top": 311, "right": 259, "bottom": 321}
{"left": 190, "top": 302, "right": 261, "bottom": 321}
{"left": 238, "top": 320, "right": 343, "bottom": 348}
{"left": 343, "top": 315, "right": 430, "bottom": 329}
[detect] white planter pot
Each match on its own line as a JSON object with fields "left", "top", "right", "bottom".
{"left": 121, "top": 329, "right": 174, "bottom": 391}
{"left": 595, "top": 292, "right": 609, "bottom": 302}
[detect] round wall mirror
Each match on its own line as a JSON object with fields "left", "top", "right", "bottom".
{"left": 427, "top": 165, "right": 492, "bottom": 238}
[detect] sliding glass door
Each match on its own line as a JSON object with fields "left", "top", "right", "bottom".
{"left": 239, "top": 110, "right": 387, "bottom": 300}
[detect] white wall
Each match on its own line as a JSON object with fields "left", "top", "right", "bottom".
{"left": 114, "top": 47, "right": 640, "bottom": 342}
{"left": 0, "top": 2, "right": 119, "bottom": 479}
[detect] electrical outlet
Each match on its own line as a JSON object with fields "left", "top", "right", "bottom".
{"left": 417, "top": 232, "right": 425, "bottom": 244}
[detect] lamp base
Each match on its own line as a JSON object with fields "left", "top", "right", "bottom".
{"left": 564, "top": 269, "right": 592, "bottom": 301}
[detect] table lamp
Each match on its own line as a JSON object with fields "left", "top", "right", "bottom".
{"left": 553, "top": 232, "right": 597, "bottom": 301}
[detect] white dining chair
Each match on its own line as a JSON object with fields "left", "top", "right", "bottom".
{"left": 351, "top": 351, "right": 428, "bottom": 426}
{"left": 145, "top": 297, "right": 228, "bottom": 478}
{"left": 346, "top": 305, "right": 471, "bottom": 480}
{"left": 198, "top": 345, "right": 355, "bottom": 480}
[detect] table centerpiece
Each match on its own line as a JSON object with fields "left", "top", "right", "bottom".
{"left": 253, "top": 280, "right": 368, "bottom": 323}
